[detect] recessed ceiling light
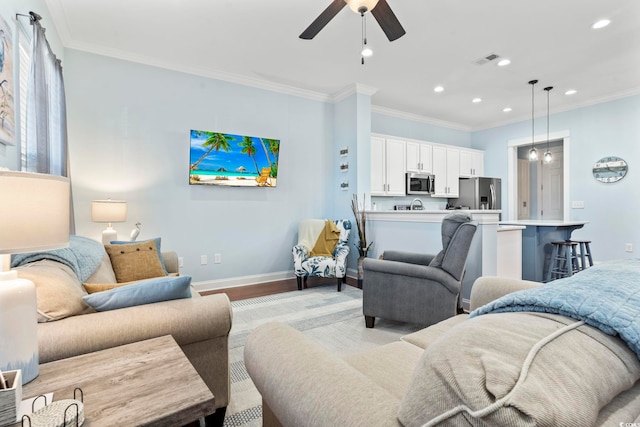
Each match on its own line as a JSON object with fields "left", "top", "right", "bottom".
{"left": 361, "top": 47, "right": 373, "bottom": 57}
{"left": 434, "top": 86, "right": 444, "bottom": 93}
{"left": 592, "top": 19, "right": 611, "bottom": 29}
{"left": 565, "top": 89, "right": 577, "bottom": 95}
{"left": 472, "top": 98, "right": 482, "bottom": 103}
{"left": 503, "top": 107, "right": 512, "bottom": 113}
{"left": 497, "top": 59, "right": 511, "bottom": 67}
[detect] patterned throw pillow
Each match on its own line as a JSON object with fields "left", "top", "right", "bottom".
{"left": 104, "top": 241, "right": 166, "bottom": 283}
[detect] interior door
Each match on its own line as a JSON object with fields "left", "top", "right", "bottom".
{"left": 540, "top": 147, "right": 564, "bottom": 219}
{"left": 517, "top": 159, "right": 530, "bottom": 219}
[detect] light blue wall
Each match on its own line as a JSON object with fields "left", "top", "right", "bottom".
{"left": 5, "top": 5, "right": 639, "bottom": 284}
{"left": 65, "top": 50, "right": 335, "bottom": 284}
{"left": 472, "top": 94, "right": 640, "bottom": 262}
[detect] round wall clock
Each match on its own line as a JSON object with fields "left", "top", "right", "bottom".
{"left": 592, "top": 156, "right": 628, "bottom": 183}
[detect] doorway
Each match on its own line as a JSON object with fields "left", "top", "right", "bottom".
{"left": 516, "top": 141, "right": 564, "bottom": 220}
{"left": 507, "top": 131, "right": 571, "bottom": 221}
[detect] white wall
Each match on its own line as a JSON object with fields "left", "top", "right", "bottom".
{"left": 65, "top": 49, "right": 336, "bottom": 287}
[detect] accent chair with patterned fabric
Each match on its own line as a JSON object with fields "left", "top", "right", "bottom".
{"left": 293, "top": 219, "right": 351, "bottom": 291}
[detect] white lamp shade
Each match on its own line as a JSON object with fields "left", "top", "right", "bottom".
{"left": 0, "top": 171, "right": 70, "bottom": 254}
{"left": 0, "top": 171, "right": 71, "bottom": 385}
{"left": 91, "top": 200, "right": 127, "bottom": 223}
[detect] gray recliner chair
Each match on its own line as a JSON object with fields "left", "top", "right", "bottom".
{"left": 362, "top": 213, "right": 477, "bottom": 328}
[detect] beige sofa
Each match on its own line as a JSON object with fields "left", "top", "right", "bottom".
{"left": 245, "top": 277, "right": 640, "bottom": 426}
{"left": 16, "top": 243, "right": 232, "bottom": 424}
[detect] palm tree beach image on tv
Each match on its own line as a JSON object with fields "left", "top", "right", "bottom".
{"left": 189, "top": 130, "right": 280, "bottom": 187}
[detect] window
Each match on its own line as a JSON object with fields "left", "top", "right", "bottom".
{"left": 16, "top": 18, "right": 31, "bottom": 170}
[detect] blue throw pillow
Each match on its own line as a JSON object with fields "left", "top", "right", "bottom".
{"left": 82, "top": 275, "right": 192, "bottom": 311}
{"left": 109, "top": 237, "right": 168, "bottom": 274}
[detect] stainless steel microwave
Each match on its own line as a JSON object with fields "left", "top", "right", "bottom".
{"left": 406, "top": 172, "right": 435, "bottom": 195}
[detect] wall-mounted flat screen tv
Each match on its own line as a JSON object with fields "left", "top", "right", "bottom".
{"left": 189, "top": 129, "right": 280, "bottom": 187}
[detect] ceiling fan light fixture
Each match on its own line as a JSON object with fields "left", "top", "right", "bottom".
{"left": 345, "top": 0, "right": 380, "bottom": 13}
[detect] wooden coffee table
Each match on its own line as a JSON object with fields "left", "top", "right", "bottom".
{"left": 16, "top": 335, "right": 215, "bottom": 426}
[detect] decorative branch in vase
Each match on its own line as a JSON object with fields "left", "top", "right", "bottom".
{"left": 351, "top": 193, "right": 373, "bottom": 256}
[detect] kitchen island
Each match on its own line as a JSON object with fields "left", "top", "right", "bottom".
{"left": 366, "top": 210, "right": 501, "bottom": 309}
{"left": 499, "top": 219, "right": 589, "bottom": 282}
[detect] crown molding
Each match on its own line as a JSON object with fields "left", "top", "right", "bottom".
{"left": 371, "top": 105, "right": 472, "bottom": 132}
{"left": 331, "top": 83, "right": 379, "bottom": 103}
{"left": 472, "top": 87, "right": 640, "bottom": 132}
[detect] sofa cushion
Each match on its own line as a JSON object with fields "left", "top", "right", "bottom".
{"left": 84, "top": 253, "right": 118, "bottom": 284}
{"left": 82, "top": 281, "right": 134, "bottom": 294}
{"left": 16, "top": 260, "right": 95, "bottom": 322}
{"left": 105, "top": 240, "right": 166, "bottom": 282}
{"left": 343, "top": 341, "right": 423, "bottom": 401}
{"left": 82, "top": 275, "right": 192, "bottom": 311}
{"left": 400, "top": 314, "right": 467, "bottom": 349}
{"left": 397, "top": 312, "right": 640, "bottom": 427}
{"left": 109, "top": 237, "right": 168, "bottom": 274}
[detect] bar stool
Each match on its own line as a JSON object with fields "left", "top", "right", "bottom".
{"left": 572, "top": 240, "right": 593, "bottom": 271}
{"left": 546, "top": 241, "right": 580, "bottom": 282}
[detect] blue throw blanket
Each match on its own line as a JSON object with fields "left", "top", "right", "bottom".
{"left": 12, "top": 235, "right": 106, "bottom": 282}
{"left": 470, "top": 259, "right": 640, "bottom": 359}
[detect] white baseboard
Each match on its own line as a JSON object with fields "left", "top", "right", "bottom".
{"left": 193, "top": 269, "right": 360, "bottom": 293}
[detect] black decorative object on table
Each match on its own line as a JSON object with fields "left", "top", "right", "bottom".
{"left": 351, "top": 194, "right": 373, "bottom": 289}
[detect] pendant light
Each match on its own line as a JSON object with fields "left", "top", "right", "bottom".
{"left": 543, "top": 86, "right": 553, "bottom": 163}
{"left": 528, "top": 80, "right": 538, "bottom": 161}
{"left": 360, "top": 9, "right": 372, "bottom": 64}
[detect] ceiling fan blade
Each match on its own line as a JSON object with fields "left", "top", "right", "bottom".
{"left": 299, "top": 0, "right": 347, "bottom": 40}
{"left": 370, "top": 0, "right": 406, "bottom": 41}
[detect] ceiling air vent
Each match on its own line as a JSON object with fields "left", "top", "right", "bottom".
{"left": 474, "top": 53, "right": 500, "bottom": 66}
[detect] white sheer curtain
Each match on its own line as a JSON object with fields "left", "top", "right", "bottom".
{"left": 24, "top": 12, "right": 74, "bottom": 231}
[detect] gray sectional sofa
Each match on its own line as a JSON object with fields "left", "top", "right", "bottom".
{"left": 244, "top": 276, "right": 640, "bottom": 426}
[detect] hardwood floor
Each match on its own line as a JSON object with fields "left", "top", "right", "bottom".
{"left": 200, "top": 276, "right": 359, "bottom": 301}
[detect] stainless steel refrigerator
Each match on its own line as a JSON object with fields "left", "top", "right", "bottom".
{"left": 450, "top": 177, "right": 501, "bottom": 210}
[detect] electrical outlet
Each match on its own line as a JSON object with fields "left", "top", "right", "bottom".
{"left": 178, "top": 257, "right": 184, "bottom": 268}
{"left": 626, "top": 243, "right": 633, "bottom": 253}
{"left": 214, "top": 253, "right": 222, "bottom": 264}
{"left": 200, "top": 255, "right": 208, "bottom": 265}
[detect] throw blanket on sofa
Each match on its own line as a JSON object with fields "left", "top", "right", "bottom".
{"left": 470, "top": 258, "right": 640, "bottom": 359}
{"left": 12, "top": 235, "right": 105, "bottom": 282}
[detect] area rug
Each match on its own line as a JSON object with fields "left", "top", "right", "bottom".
{"left": 222, "top": 284, "right": 422, "bottom": 427}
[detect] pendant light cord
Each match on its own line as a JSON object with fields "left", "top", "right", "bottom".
{"left": 361, "top": 12, "right": 367, "bottom": 64}
{"left": 528, "top": 80, "right": 538, "bottom": 160}
{"left": 544, "top": 86, "right": 553, "bottom": 162}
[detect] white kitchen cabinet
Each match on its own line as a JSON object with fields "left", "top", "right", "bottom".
{"left": 432, "top": 145, "right": 460, "bottom": 197}
{"left": 459, "top": 149, "right": 484, "bottom": 177}
{"left": 406, "top": 140, "right": 433, "bottom": 173}
{"left": 371, "top": 137, "right": 406, "bottom": 196}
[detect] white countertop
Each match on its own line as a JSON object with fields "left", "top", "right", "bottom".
{"left": 367, "top": 209, "right": 501, "bottom": 224}
{"left": 499, "top": 219, "right": 589, "bottom": 227}
{"left": 498, "top": 225, "right": 526, "bottom": 232}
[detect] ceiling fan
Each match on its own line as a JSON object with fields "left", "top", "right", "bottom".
{"left": 300, "top": 0, "right": 406, "bottom": 42}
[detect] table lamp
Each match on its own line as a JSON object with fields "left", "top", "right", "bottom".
{"left": 91, "top": 199, "right": 127, "bottom": 244}
{"left": 0, "top": 171, "right": 70, "bottom": 384}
